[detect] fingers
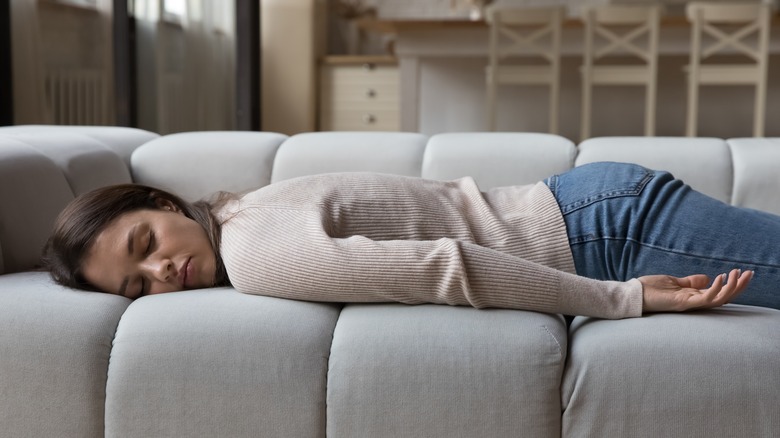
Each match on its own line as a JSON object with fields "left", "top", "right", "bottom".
{"left": 699, "top": 268, "right": 753, "bottom": 308}
{"left": 678, "top": 274, "right": 711, "bottom": 290}
{"left": 733, "top": 269, "right": 754, "bottom": 296}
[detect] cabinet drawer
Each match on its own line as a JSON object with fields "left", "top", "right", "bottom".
{"left": 320, "top": 109, "right": 399, "bottom": 131}
{"left": 319, "top": 57, "right": 399, "bottom": 131}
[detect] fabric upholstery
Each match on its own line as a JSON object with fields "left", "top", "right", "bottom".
{"left": 0, "top": 272, "right": 129, "bottom": 438}
{"left": 271, "top": 131, "right": 428, "bottom": 183}
{"left": 2, "top": 127, "right": 779, "bottom": 438}
{"left": 2, "top": 131, "right": 132, "bottom": 195}
{"left": 132, "top": 131, "right": 287, "bottom": 202}
{"left": 562, "top": 305, "right": 780, "bottom": 437}
{"left": 423, "top": 132, "right": 576, "bottom": 189}
{"left": 0, "top": 125, "right": 159, "bottom": 167}
{"left": 576, "top": 137, "right": 733, "bottom": 203}
{"left": 728, "top": 138, "right": 780, "bottom": 215}
{"left": 327, "top": 304, "right": 567, "bottom": 438}
{"left": 105, "top": 289, "right": 340, "bottom": 438}
{"left": 0, "top": 140, "right": 73, "bottom": 273}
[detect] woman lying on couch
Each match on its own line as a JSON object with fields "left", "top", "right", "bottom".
{"left": 42, "top": 162, "right": 774, "bottom": 319}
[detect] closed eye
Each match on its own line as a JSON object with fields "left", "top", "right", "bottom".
{"left": 146, "top": 231, "right": 155, "bottom": 255}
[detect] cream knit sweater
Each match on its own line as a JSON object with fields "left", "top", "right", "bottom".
{"left": 217, "top": 173, "right": 643, "bottom": 319}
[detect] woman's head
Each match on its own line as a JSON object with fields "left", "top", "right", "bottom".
{"left": 43, "top": 184, "right": 228, "bottom": 298}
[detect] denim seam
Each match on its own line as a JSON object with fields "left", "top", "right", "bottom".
{"left": 569, "top": 235, "right": 780, "bottom": 269}
{"left": 560, "top": 172, "right": 654, "bottom": 215}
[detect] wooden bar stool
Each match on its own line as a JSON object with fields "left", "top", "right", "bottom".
{"left": 579, "top": 4, "right": 662, "bottom": 141}
{"left": 685, "top": 2, "right": 772, "bottom": 137}
{"left": 485, "top": 6, "right": 564, "bottom": 134}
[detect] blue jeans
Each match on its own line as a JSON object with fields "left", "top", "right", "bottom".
{"left": 545, "top": 162, "right": 780, "bottom": 310}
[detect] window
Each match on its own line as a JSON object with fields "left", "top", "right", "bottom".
{"left": 162, "top": 0, "right": 186, "bottom": 24}
{"left": 164, "top": 0, "right": 186, "bottom": 17}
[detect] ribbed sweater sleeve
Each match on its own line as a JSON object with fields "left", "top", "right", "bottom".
{"left": 218, "top": 175, "right": 644, "bottom": 319}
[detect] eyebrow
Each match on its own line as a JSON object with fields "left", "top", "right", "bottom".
{"left": 127, "top": 225, "right": 136, "bottom": 256}
{"left": 118, "top": 225, "right": 137, "bottom": 297}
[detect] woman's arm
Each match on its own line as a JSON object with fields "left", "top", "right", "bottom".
{"left": 221, "top": 207, "right": 645, "bottom": 318}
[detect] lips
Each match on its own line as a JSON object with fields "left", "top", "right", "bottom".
{"left": 179, "top": 257, "right": 191, "bottom": 289}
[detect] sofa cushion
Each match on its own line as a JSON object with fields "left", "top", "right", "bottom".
{"left": 132, "top": 131, "right": 287, "bottom": 202}
{"left": 562, "top": 305, "right": 780, "bottom": 437}
{"left": 0, "top": 140, "right": 73, "bottom": 274}
{"left": 271, "top": 132, "right": 428, "bottom": 183}
{"left": 105, "top": 289, "right": 340, "bottom": 438}
{"left": 2, "top": 131, "right": 132, "bottom": 195}
{"left": 0, "top": 272, "right": 129, "bottom": 438}
{"left": 0, "top": 125, "right": 158, "bottom": 167}
{"left": 576, "top": 137, "right": 733, "bottom": 203}
{"left": 728, "top": 138, "right": 780, "bottom": 215}
{"left": 422, "top": 133, "right": 576, "bottom": 189}
{"left": 327, "top": 304, "right": 567, "bottom": 438}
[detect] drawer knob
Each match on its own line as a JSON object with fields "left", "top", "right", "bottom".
{"left": 363, "top": 114, "right": 376, "bottom": 124}
{"left": 362, "top": 63, "right": 376, "bottom": 71}
{"left": 366, "top": 88, "right": 377, "bottom": 98}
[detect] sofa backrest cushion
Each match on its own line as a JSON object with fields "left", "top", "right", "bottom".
{"left": 3, "top": 131, "right": 132, "bottom": 196}
{"left": 271, "top": 132, "right": 428, "bottom": 183}
{"left": 0, "top": 141, "right": 74, "bottom": 274}
{"left": 0, "top": 125, "right": 158, "bottom": 167}
{"left": 728, "top": 138, "right": 780, "bottom": 215}
{"left": 576, "top": 137, "right": 733, "bottom": 203}
{"left": 132, "top": 131, "right": 287, "bottom": 202}
{"left": 422, "top": 133, "right": 576, "bottom": 189}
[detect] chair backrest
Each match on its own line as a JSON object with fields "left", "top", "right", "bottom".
{"left": 486, "top": 6, "right": 564, "bottom": 63}
{"left": 582, "top": 4, "right": 663, "bottom": 64}
{"left": 686, "top": 2, "right": 772, "bottom": 63}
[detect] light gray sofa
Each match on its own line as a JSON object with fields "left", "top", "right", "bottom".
{"left": 1, "top": 126, "right": 778, "bottom": 438}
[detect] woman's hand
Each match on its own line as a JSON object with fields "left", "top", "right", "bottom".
{"left": 639, "top": 268, "right": 753, "bottom": 313}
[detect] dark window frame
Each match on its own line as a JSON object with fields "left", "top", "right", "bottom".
{"left": 1, "top": 0, "right": 13, "bottom": 126}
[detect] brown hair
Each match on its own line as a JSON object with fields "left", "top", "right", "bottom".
{"left": 42, "top": 184, "right": 230, "bottom": 291}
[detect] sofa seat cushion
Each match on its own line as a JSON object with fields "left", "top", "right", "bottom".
{"left": 105, "top": 289, "right": 341, "bottom": 438}
{"left": 562, "top": 305, "right": 780, "bottom": 437}
{"left": 0, "top": 272, "right": 129, "bottom": 438}
{"left": 327, "top": 304, "right": 567, "bottom": 438}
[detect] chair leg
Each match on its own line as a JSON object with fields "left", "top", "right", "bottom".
{"left": 549, "top": 81, "right": 560, "bottom": 135}
{"left": 754, "top": 82, "right": 766, "bottom": 137}
{"left": 580, "top": 78, "right": 591, "bottom": 141}
{"left": 486, "top": 78, "right": 497, "bottom": 131}
{"left": 645, "top": 81, "right": 656, "bottom": 137}
{"left": 685, "top": 76, "right": 698, "bottom": 137}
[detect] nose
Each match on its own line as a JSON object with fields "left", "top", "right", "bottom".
{"left": 141, "top": 256, "right": 175, "bottom": 284}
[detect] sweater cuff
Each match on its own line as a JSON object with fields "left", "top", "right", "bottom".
{"left": 557, "top": 276, "right": 644, "bottom": 319}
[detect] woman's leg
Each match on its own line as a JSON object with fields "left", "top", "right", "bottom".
{"left": 545, "top": 162, "right": 780, "bottom": 310}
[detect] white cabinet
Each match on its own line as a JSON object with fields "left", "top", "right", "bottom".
{"left": 319, "top": 56, "right": 399, "bottom": 131}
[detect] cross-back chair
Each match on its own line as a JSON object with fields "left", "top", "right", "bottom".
{"left": 485, "top": 6, "right": 564, "bottom": 133}
{"left": 580, "top": 4, "right": 663, "bottom": 140}
{"left": 685, "top": 2, "right": 773, "bottom": 137}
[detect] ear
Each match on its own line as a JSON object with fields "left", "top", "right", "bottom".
{"left": 154, "top": 197, "right": 182, "bottom": 213}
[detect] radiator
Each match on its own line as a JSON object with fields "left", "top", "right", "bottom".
{"left": 45, "top": 70, "right": 109, "bottom": 125}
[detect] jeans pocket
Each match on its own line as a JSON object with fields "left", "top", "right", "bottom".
{"left": 548, "top": 162, "right": 655, "bottom": 215}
